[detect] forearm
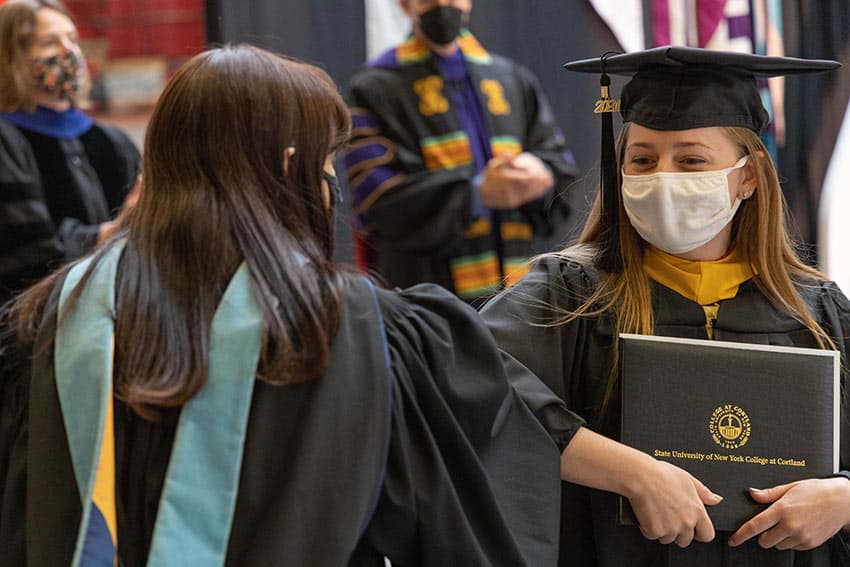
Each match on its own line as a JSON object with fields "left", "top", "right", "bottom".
{"left": 560, "top": 426, "right": 654, "bottom": 498}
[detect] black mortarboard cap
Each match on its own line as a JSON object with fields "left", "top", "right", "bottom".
{"left": 562, "top": 46, "right": 840, "bottom": 273}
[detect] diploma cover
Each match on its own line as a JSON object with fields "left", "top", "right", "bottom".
{"left": 618, "top": 333, "right": 839, "bottom": 531}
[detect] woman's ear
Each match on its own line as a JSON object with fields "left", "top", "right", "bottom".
{"left": 282, "top": 146, "right": 296, "bottom": 174}
{"left": 739, "top": 152, "right": 762, "bottom": 199}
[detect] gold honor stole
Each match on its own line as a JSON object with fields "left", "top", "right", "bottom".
{"left": 55, "top": 240, "right": 263, "bottom": 566}
{"left": 643, "top": 245, "right": 754, "bottom": 337}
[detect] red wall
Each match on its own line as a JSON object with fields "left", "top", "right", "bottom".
{"left": 65, "top": 0, "right": 205, "bottom": 60}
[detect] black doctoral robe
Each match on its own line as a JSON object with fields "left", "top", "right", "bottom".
{"left": 0, "top": 118, "right": 140, "bottom": 305}
{"left": 0, "top": 274, "right": 577, "bottom": 566}
{"left": 345, "top": 31, "right": 576, "bottom": 302}
{"left": 480, "top": 253, "right": 850, "bottom": 567}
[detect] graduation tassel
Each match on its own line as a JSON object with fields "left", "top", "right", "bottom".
{"left": 594, "top": 52, "right": 622, "bottom": 274}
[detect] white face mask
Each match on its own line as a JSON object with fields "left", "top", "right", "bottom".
{"left": 621, "top": 156, "right": 749, "bottom": 254}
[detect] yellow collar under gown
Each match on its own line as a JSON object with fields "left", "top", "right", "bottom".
{"left": 643, "top": 245, "right": 755, "bottom": 338}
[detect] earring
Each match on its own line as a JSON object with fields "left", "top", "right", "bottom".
{"left": 743, "top": 191, "right": 752, "bottom": 199}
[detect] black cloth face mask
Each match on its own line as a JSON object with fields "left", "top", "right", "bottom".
{"left": 323, "top": 171, "right": 343, "bottom": 209}
{"left": 418, "top": 6, "right": 464, "bottom": 45}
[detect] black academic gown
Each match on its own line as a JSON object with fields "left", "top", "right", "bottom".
{"left": 346, "top": 32, "right": 576, "bottom": 302}
{"left": 480, "top": 253, "right": 850, "bottom": 567}
{"left": 0, "top": 272, "right": 575, "bottom": 566}
{"left": 0, "top": 118, "right": 140, "bottom": 305}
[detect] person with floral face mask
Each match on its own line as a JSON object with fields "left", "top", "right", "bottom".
{"left": 482, "top": 47, "right": 850, "bottom": 566}
{"left": 346, "top": 0, "right": 577, "bottom": 305}
{"left": 0, "top": 0, "right": 140, "bottom": 306}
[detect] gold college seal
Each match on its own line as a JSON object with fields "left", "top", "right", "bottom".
{"left": 709, "top": 404, "right": 751, "bottom": 449}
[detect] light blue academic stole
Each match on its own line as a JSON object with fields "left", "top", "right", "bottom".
{"left": 55, "top": 240, "right": 264, "bottom": 566}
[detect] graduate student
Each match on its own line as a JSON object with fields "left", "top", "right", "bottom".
{"left": 481, "top": 47, "right": 850, "bottom": 566}
{"left": 0, "top": 44, "right": 571, "bottom": 566}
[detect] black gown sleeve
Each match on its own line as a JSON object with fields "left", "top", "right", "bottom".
{"left": 480, "top": 255, "right": 601, "bottom": 435}
{"left": 0, "top": 305, "right": 29, "bottom": 563}
{"left": 347, "top": 69, "right": 478, "bottom": 252}
{"left": 0, "top": 121, "right": 64, "bottom": 303}
{"left": 817, "top": 281, "right": 850, "bottom": 475}
{"left": 356, "top": 283, "right": 568, "bottom": 566}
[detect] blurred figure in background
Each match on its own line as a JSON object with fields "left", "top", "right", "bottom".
{"left": 346, "top": 0, "right": 576, "bottom": 304}
{"left": 0, "top": 0, "right": 140, "bottom": 306}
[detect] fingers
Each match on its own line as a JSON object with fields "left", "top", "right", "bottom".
{"left": 693, "top": 478, "right": 723, "bottom": 506}
{"left": 728, "top": 484, "right": 796, "bottom": 546}
{"left": 485, "top": 155, "right": 513, "bottom": 170}
{"left": 747, "top": 484, "right": 794, "bottom": 504}
{"left": 757, "top": 524, "right": 793, "bottom": 550}
{"left": 740, "top": 514, "right": 832, "bottom": 552}
{"left": 670, "top": 513, "right": 717, "bottom": 547}
{"left": 639, "top": 509, "right": 714, "bottom": 547}
{"left": 728, "top": 506, "right": 781, "bottom": 547}
{"left": 674, "top": 529, "right": 695, "bottom": 548}
{"left": 693, "top": 511, "right": 716, "bottom": 543}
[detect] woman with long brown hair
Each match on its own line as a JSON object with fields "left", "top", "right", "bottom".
{"left": 482, "top": 47, "right": 850, "bottom": 565}
{"left": 0, "top": 44, "right": 568, "bottom": 566}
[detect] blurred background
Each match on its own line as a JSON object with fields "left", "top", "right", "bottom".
{"left": 62, "top": 0, "right": 850, "bottom": 288}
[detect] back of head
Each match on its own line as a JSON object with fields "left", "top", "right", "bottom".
{"left": 7, "top": 44, "right": 353, "bottom": 418}
{"left": 0, "top": 0, "right": 73, "bottom": 111}
{"left": 114, "top": 44, "right": 353, "bottom": 416}
{"left": 140, "top": 44, "right": 349, "bottom": 264}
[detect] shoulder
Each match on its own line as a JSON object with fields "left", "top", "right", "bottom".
{"left": 0, "top": 118, "right": 36, "bottom": 171}
{"left": 372, "top": 279, "right": 485, "bottom": 333}
{"left": 339, "top": 274, "right": 483, "bottom": 338}
{"left": 349, "top": 65, "right": 402, "bottom": 91}
{"left": 82, "top": 121, "right": 141, "bottom": 181}
{"left": 788, "top": 275, "right": 850, "bottom": 312}
{"left": 471, "top": 51, "right": 537, "bottom": 84}
{"left": 479, "top": 249, "right": 604, "bottom": 344}
{"left": 487, "top": 52, "right": 524, "bottom": 74}
{"left": 483, "top": 246, "right": 601, "bottom": 313}
{"left": 348, "top": 64, "right": 411, "bottom": 108}
{"left": 86, "top": 121, "right": 139, "bottom": 156}
{"left": 362, "top": 279, "right": 511, "bottom": 369}
{"left": 0, "top": 117, "right": 27, "bottom": 143}
{"left": 810, "top": 278, "right": 850, "bottom": 316}
{"left": 351, "top": 41, "right": 426, "bottom": 84}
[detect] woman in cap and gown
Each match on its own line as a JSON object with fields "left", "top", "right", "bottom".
{"left": 481, "top": 47, "right": 850, "bottom": 566}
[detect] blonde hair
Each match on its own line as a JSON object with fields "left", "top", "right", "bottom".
{"left": 0, "top": 0, "right": 77, "bottom": 112}
{"left": 552, "top": 124, "right": 833, "bottom": 415}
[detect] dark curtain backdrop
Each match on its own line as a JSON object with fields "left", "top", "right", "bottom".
{"left": 779, "top": 0, "right": 850, "bottom": 253}
{"left": 205, "top": 1, "right": 366, "bottom": 263}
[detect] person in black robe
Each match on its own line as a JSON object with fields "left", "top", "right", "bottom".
{"left": 481, "top": 47, "right": 850, "bottom": 566}
{"left": 0, "top": 0, "right": 140, "bottom": 306}
{"left": 0, "top": 44, "right": 574, "bottom": 566}
{"left": 345, "top": 0, "right": 576, "bottom": 304}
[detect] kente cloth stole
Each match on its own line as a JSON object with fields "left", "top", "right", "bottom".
{"left": 55, "top": 240, "right": 263, "bottom": 566}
